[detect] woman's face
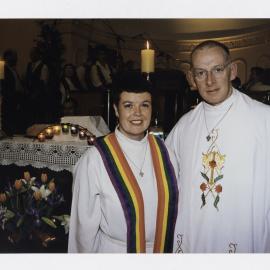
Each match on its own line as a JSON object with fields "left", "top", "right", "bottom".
{"left": 114, "top": 91, "right": 152, "bottom": 141}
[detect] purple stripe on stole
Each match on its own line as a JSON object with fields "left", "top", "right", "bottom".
{"left": 153, "top": 136, "right": 179, "bottom": 251}
{"left": 94, "top": 140, "right": 132, "bottom": 251}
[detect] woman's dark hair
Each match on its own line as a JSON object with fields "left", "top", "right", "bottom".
{"left": 113, "top": 71, "right": 153, "bottom": 106}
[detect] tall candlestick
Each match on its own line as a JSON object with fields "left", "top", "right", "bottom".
{"left": 141, "top": 41, "right": 155, "bottom": 74}
{"left": 0, "top": 60, "right": 4, "bottom": 80}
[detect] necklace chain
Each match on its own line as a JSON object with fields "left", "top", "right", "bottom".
{"left": 203, "top": 102, "right": 233, "bottom": 141}
{"left": 122, "top": 142, "right": 148, "bottom": 177}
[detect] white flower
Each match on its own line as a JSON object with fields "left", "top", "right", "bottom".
{"left": 31, "top": 185, "right": 51, "bottom": 199}
{"left": 22, "top": 177, "right": 36, "bottom": 186}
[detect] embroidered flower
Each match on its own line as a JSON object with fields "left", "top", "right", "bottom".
{"left": 202, "top": 152, "right": 225, "bottom": 172}
{"left": 209, "top": 160, "right": 217, "bottom": 168}
{"left": 215, "top": 184, "right": 222, "bottom": 193}
{"left": 200, "top": 182, "right": 207, "bottom": 192}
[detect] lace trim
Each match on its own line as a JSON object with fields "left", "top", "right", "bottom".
{"left": 0, "top": 138, "right": 90, "bottom": 172}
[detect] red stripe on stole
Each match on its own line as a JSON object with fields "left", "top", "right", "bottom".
{"left": 149, "top": 135, "right": 166, "bottom": 252}
{"left": 108, "top": 134, "right": 146, "bottom": 252}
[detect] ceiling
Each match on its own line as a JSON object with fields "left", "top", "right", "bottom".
{"left": 90, "top": 19, "right": 270, "bottom": 41}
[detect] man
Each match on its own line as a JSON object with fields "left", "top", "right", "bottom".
{"left": 166, "top": 40, "right": 270, "bottom": 253}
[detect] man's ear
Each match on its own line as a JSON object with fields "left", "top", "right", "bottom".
{"left": 187, "top": 70, "right": 197, "bottom": 90}
{"left": 230, "top": 62, "right": 238, "bottom": 81}
{"left": 113, "top": 104, "right": 119, "bottom": 118}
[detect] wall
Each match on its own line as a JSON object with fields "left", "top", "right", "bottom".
{"left": 0, "top": 19, "right": 270, "bottom": 86}
{"left": 0, "top": 19, "right": 40, "bottom": 75}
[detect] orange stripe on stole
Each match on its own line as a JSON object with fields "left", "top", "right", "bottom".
{"left": 149, "top": 135, "right": 169, "bottom": 252}
{"left": 107, "top": 134, "right": 146, "bottom": 252}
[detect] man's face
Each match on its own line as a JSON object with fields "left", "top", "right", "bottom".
{"left": 190, "top": 47, "right": 237, "bottom": 105}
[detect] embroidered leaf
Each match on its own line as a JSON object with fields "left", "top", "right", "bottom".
{"left": 214, "top": 195, "right": 220, "bottom": 210}
{"left": 42, "top": 217, "right": 57, "bottom": 228}
{"left": 200, "top": 193, "right": 206, "bottom": 209}
{"left": 201, "top": 172, "right": 209, "bottom": 182}
{"left": 214, "top": 175, "right": 223, "bottom": 182}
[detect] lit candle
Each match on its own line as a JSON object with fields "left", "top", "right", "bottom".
{"left": 37, "top": 132, "right": 46, "bottom": 142}
{"left": 45, "top": 127, "right": 54, "bottom": 139}
{"left": 61, "top": 123, "right": 69, "bottom": 134}
{"left": 53, "top": 125, "right": 61, "bottom": 135}
{"left": 0, "top": 60, "right": 4, "bottom": 80}
{"left": 70, "top": 124, "right": 78, "bottom": 136}
{"left": 141, "top": 40, "right": 155, "bottom": 73}
{"left": 79, "top": 129, "right": 86, "bottom": 139}
{"left": 87, "top": 134, "right": 96, "bottom": 145}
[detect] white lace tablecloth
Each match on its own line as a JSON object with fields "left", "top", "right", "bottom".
{"left": 0, "top": 136, "right": 91, "bottom": 172}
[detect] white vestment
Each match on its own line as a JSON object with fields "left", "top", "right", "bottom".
{"left": 68, "top": 128, "right": 179, "bottom": 253}
{"left": 166, "top": 88, "right": 270, "bottom": 253}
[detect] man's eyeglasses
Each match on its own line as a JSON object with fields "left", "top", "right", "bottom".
{"left": 192, "top": 61, "right": 231, "bottom": 81}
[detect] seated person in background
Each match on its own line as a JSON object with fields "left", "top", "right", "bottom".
{"left": 249, "top": 68, "right": 270, "bottom": 92}
{"left": 90, "top": 45, "right": 113, "bottom": 91}
{"left": 60, "top": 64, "right": 82, "bottom": 116}
{"left": 242, "top": 66, "right": 264, "bottom": 92}
{"left": 76, "top": 55, "right": 94, "bottom": 91}
{"left": 60, "top": 64, "right": 82, "bottom": 104}
{"left": 68, "top": 71, "right": 179, "bottom": 253}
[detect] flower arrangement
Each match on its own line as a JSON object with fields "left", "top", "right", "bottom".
{"left": 0, "top": 171, "right": 70, "bottom": 247}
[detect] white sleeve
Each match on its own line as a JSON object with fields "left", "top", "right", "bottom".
{"left": 68, "top": 148, "right": 102, "bottom": 253}
{"left": 165, "top": 121, "right": 182, "bottom": 166}
{"left": 264, "top": 111, "right": 270, "bottom": 252}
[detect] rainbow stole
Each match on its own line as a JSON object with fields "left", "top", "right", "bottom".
{"left": 95, "top": 133, "right": 178, "bottom": 253}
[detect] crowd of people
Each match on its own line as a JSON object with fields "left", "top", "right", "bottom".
{"left": 0, "top": 44, "right": 134, "bottom": 135}
{"left": 68, "top": 40, "right": 270, "bottom": 253}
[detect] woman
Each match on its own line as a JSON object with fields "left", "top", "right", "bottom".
{"left": 68, "top": 72, "right": 179, "bottom": 253}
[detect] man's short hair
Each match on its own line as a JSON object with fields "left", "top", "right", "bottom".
{"left": 113, "top": 71, "right": 152, "bottom": 106}
{"left": 190, "top": 40, "right": 230, "bottom": 66}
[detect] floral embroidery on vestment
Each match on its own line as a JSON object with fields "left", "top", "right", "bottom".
{"left": 200, "top": 129, "right": 225, "bottom": 210}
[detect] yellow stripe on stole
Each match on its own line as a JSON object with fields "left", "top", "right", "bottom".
{"left": 104, "top": 136, "right": 142, "bottom": 252}
{"left": 152, "top": 137, "right": 169, "bottom": 251}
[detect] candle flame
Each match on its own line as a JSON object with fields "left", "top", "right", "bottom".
{"left": 146, "top": 40, "right": 149, "bottom": 49}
